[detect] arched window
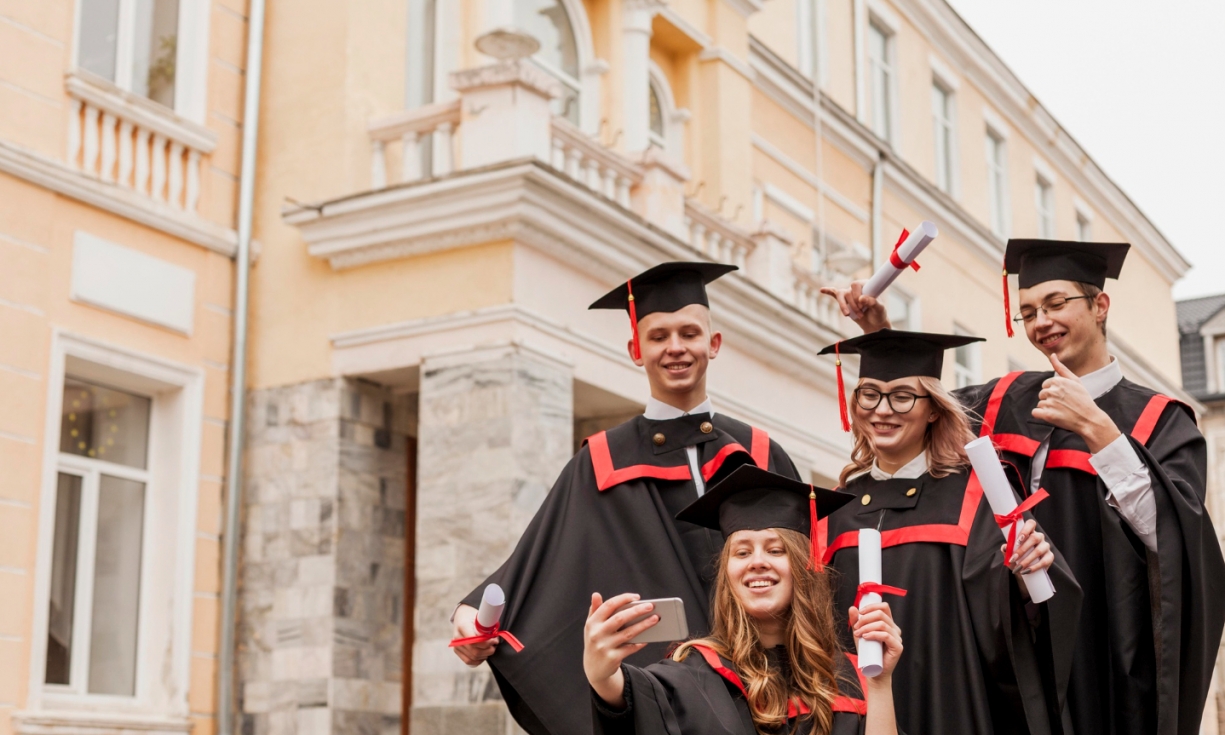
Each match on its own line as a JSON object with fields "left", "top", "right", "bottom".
{"left": 647, "top": 62, "right": 687, "bottom": 155}
{"left": 648, "top": 80, "right": 665, "bottom": 148}
{"left": 516, "top": 0, "right": 581, "bottom": 124}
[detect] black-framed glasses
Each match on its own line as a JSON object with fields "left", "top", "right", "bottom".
{"left": 1013, "top": 295, "right": 1091, "bottom": 324}
{"left": 854, "top": 387, "right": 930, "bottom": 414}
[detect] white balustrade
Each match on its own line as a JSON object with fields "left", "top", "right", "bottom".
{"left": 683, "top": 200, "right": 754, "bottom": 268}
{"left": 368, "top": 100, "right": 461, "bottom": 188}
{"left": 65, "top": 74, "right": 217, "bottom": 213}
{"left": 792, "top": 266, "right": 846, "bottom": 334}
{"left": 549, "top": 118, "right": 641, "bottom": 209}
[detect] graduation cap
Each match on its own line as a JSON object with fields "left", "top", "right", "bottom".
{"left": 999, "top": 239, "right": 1129, "bottom": 337}
{"left": 589, "top": 262, "right": 738, "bottom": 360}
{"left": 675, "top": 464, "right": 854, "bottom": 570}
{"left": 817, "top": 329, "right": 985, "bottom": 432}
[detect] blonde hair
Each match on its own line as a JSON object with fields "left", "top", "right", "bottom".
{"left": 673, "top": 529, "right": 844, "bottom": 734}
{"left": 838, "top": 376, "right": 974, "bottom": 486}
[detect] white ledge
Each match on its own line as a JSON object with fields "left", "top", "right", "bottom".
{"left": 13, "top": 710, "right": 193, "bottom": 735}
{"left": 0, "top": 139, "right": 238, "bottom": 257}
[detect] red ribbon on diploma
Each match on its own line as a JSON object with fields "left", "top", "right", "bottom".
{"left": 994, "top": 489, "right": 1050, "bottom": 562}
{"left": 887, "top": 229, "right": 921, "bottom": 272}
{"left": 854, "top": 582, "right": 908, "bottom": 610}
{"left": 449, "top": 620, "right": 525, "bottom": 653}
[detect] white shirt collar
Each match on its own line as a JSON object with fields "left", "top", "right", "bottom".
{"left": 869, "top": 451, "right": 930, "bottom": 481}
{"left": 1077, "top": 356, "right": 1123, "bottom": 400}
{"left": 644, "top": 396, "right": 715, "bottom": 420}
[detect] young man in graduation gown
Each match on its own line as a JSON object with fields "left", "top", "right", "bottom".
{"left": 816, "top": 330, "right": 1081, "bottom": 735}
{"left": 450, "top": 262, "right": 803, "bottom": 735}
{"left": 823, "top": 240, "right": 1225, "bottom": 735}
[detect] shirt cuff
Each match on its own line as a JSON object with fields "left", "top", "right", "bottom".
{"left": 1089, "top": 434, "right": 1144, "bottom": 488}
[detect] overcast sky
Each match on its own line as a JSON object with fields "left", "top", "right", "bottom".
{"left": 944, "top": 0, "right": 1225, "bottom": 300}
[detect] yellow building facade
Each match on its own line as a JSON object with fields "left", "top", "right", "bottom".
{"left": 1, "top": 0, "right": 1215, "bottom": 735}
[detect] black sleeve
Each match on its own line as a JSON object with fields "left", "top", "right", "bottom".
{"left": 591, "top": 665, "right": 636, "bottom": 735}
{"left": 768, "top": 438, "right": 802, "bottom": 481}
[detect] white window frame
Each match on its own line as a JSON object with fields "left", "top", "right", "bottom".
{"left": 27, "top": 331, "right": 203, "bottom": 720}
{"left": 1074, "top": 198, "right": 1094, "bottom": 241}
{"left": 70, "top": 0, "right": 211, "bottom": 123}
{"left": 797, "top": 0, "right": 827, "bottom": 85}
{"left": 518, "top": 0, "right": 602, "bottom": 135}
{"left": 953, "top": 324, "right": 981, "bottom": 389}
{"left": 1035, "top": 175, "right": 1055, "bottom": 239}
{"left": 867, "top": 20, "right": 897, "bottom": 145}
{"left": 985, "top": 125, "right": 1010, "bottom": 238}
{"left": 1216, "top": 337, "right": 1225, "bottom": 396}
{"left": 931, "top": 79, "right": 957, "bottom": 196}
{"left": 647, "top": 61, "right": 689, "bottom": 156}
{"left": 886, "top": 284, "right": 921, "bottom": 332}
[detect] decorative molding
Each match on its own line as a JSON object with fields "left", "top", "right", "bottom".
{"left": 928, "top": 53, "right": 960, "bottom": 91}
{"left": 13, "top": 711, "right": 193, "bottom": 735}
{"left": 720, "top": 0, "right": 765, "bottom": 17}
{"left": 656, "top": 7, "right": 712, "bottom": 49}
{"left": 449, "top": 59, "right": 562, "bottom": 100}
{"left": 698, "top": 47, "right": 756, "bottom": 84}
{"left": 0, "top": 139, "right": 238, "bottom": 257}
{"left": 66, "top": 73, "right": 217, "bottom": 154}
{"left": 866, "top": 0, "right": 901, "bottom": 34}
{"left": 751, "top": 133, "right": 871, "bottom": 223}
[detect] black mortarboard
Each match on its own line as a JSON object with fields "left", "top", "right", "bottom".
{"left": 998, "top": 239, "right": 1129, "bottom": 337}
{"left": 675, "top": 464, "right": 854, "bottom": 569}
{"left": 589, "top": 262, "right": 738, "bottom": 359}
{"left": 817, "top": 330, "right": 985, "bottom": 432}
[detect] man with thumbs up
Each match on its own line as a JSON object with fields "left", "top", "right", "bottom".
{"left": 823, "top": 239, "right": 1225, "bottom": 735}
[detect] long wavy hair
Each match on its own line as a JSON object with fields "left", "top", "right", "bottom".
{"left": 838, "top": 376, "right": 975, "bottom": 486}
{"left": 673, "top": 529, "right": 844, "bottom": 734}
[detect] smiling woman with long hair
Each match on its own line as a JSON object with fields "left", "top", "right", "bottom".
{"left": 815, "top": 330, "right": 1080, "bottom": 735}
{"left": 584, "top": 465, "right": 901, "bottom": 735}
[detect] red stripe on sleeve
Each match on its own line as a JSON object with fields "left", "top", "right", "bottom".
{"left": 1130, "top": 394, "right": 1172, "bottom": 446}
{"left": 981, "top": 371, "right": 1024, "bottom": 438}
{"left": 750, "top": 426, "right": 770, "bottom": 469}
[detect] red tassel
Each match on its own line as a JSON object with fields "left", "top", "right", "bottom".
{"left": 1002, "top": 267, "right": 1014, "bottom": 338}
{"left": 627, "top": 279, "right": 642, "bottom": 360}
{"left": 807, "top": 486, "right": 823, "bottom": 571}
{"left": 835, "top": 342, "right": 850, "bottom": 432}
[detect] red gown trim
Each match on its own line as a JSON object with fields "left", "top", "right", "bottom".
{"left": 981, "top": 371, "right": 1024, "bottom": 437}
{"left": 689, "top": 645, "right": 867, "bottom": 717}
{"left": 1131, "top": 394, "right": 1173, "bottom": 445}
{"left": 991, "top": 432, "right": 1040, "bottom": 457}
{"left": 587, "top": 426, "right": 771, "bottom": 492}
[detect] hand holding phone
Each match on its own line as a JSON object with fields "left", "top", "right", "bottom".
{"left": 613, "top": 597, "right": 688, "bottom": 644}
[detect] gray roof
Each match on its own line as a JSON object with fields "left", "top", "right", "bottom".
{"left": 1176, "top": 293, "right": 1225, "bottom": 334}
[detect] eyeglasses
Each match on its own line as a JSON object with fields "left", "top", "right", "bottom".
{"left": 854, "top": 387, "right": 930, "bottom": 414}
{"left": 1013, "top": 295, "right": 1091, "bottom": 324}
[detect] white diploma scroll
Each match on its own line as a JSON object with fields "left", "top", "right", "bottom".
{"left": 862, "top": 221, "right": 939, "bottom": 299}
{"left": 476, "top": 584, "right": 506, "bottom": 631}
{"left": 857, "top": 528, "right": 885, "bottom": 678}
{"left": 965, "top": 436, "right": 1057, "bottom": 603}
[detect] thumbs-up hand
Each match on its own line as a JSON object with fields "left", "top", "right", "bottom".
{"left": 1031, "top": 353, "right": 1121, "bottom": 452}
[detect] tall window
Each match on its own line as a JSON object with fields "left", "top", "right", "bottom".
{"left": 1076, "top": 210, "right": 1092, "bottom": 241}
{"left": 797, "top": 0, "right": 821, "bottom": 81}
{"left": 648, "top": 79, "right": 665, "bottom": 149}
{"left": 407, "top": 0, "right": 437, "bottom": 175}
{"left": 867, "top": 22, "right": 894, "bottom": 143}
{"left": 517, "top": 0, "right": 581, "bottom": 124}
{"left": 1217, "top": 337, "right": 1225, "bottom": 394}
{"left": 932, "top": 82, "right": 955, "bottom": 194}
{"left": 985, "top": 129, "right": 1008, "bottom": 237}
{"left": 76, "top": 0, "right": 180, "bottom": 109}
{"left": 1035, "top": 176, "right": 1055, "bottom": 238}
{"left": 953, "top": 327, "right": 981, "bottom": 389}
{"left": 46, "top": 378, "right": 151, "bottom": 696}
{"left": 887, "top": 291, "right": 916, "bottom": 331}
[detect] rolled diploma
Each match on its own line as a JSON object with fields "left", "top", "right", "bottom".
{"left": 862, "top": 221, "right": 939, "bottom": 299}
{"left": 476, "top": 584, "right": 506, "bottom": 630}
{"left": 857, "top": 528, "right": 885, "bottom": 678}
{"left": 965, "top": 436, "right": 1056, "bottom": 603}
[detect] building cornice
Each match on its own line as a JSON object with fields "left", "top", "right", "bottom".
{"left": 0, "top": 139, "right": 238, "bottom": 257}
{"left": 720, "top": 0, "right": 764, "bottom": 18}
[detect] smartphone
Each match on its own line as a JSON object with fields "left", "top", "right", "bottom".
{"left": 614, "top": 597, "right": 688, "bottom": 644}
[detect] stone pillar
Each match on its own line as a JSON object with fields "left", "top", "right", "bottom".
{"left": 451, "top": 61, "right": 560, "bottom": 170}
{"left": 239, "top": 379, "right": 413, "bottom": 735}
{"left": 411, "top": 344, "right": 573, "bottom": 735}
{"left": 621, "top": 1, "right": 663, "bottom": 154}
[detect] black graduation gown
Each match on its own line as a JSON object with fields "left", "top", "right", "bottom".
{"left": 821, "top": 468, "right": 1082, "bottom": 735}
{"left": 956, "top": 371, "right": 1225, "bottom": 735}
{"left": 460, "top": 412, "right": 801, "bottom": 735}
{"left": 592, "top": 645, "right": 875, "bottom": 735}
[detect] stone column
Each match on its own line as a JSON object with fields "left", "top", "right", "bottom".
{"left": 411, "top": 344, "right": 573, "bottom": 735}
{"left": 239, "top": 379, "right": 413, "bottom": 735}
{"left": 621, "top": 1, "right": 664, "bottom": 154}
{"left": 451, "top": 61, "right": 560, "bottom": 170}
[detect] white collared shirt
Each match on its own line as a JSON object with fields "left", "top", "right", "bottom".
{"left": 645, "top": 397, "right": 714, "bottom": 497}
{"left": 1030, "top": 357, "right": 1157, "bottom": 551}
{"left": 869, "top": 452, "right": 931, "bottom": 481}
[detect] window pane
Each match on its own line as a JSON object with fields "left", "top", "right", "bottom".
{"left": 130, "top": 0, "right": 179, "bottom": 107}
{"left": 60, "top": 378, "right": 151, "bottom": 468}
{"left": 77, "top": 0, "right": 122, "bottom": 81}
{"left": 517, "top": 0, "right": 579, "bottom": 79}
{"left": 887, "top": 292, "right": 911, "bottom": 330}
{"left": 87, "top": 475, "right": 145, "bottom": 696}
{"left": 648, "top": 83, "right": 664, "bottom": 138}
{"left": 45, "top": 474, "right": 83, "bottom": 685}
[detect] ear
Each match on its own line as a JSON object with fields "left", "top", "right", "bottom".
{"left": 628, "top": 339, "right": 645, "bottom": 367}
{"left": 708, "top": 331, "right": 723, "bottom": 359}
{"left": 1093, "top": 291, "right": 1110, "bottom": 325}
